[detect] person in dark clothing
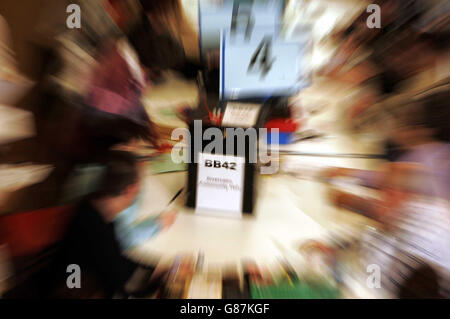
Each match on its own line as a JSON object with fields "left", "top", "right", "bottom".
{"left": 50, "top": 151, "right": 161, "bottom": 298}
{"left": 62, "top": 203, "right": 138, "bottom": 297}
{"left": 127, "top": 0, "right": 201, "bottom": 80}
{"left": 76, "top": 0, "right": 201, "bottom": 163}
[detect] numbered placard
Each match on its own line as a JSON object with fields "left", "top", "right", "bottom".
{"left": 196, "top": 152, "right": 245, "bottom": 216}
{"left": 199, "top": 0, "right": 284, "bottom": 54}
{"left": 220, "top": 26, "right": 309, "bottom": 100}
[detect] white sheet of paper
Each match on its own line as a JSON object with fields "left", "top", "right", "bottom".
{"left": 196, "top": 153, "right": 245, "bottom": 216}
{"left": 221, "top": 102, "right": 261, "bottom": 128}
{"left": 220, "top": 28, "right": 309, "bottom": 99}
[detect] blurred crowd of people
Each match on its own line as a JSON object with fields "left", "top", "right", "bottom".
{"left": 320, "top": 0, "right": 450, "bottom": 298}
{"left": 1, "top": 0, "right": 197, "bottom": 298}
{"left": 0, "top": 0, "right": 448, "bottom": 299}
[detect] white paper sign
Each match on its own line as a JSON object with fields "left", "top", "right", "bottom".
{"left": 196, "top": 153, "right": 245, "bottom": 216}
{"left": 199, "top": 0, "right": 283, "bottom": 53}
{"left": 221, "top": 102, "right": 261, "bottom": 128}
{"left": 220, "top": 27, "right": 309, "bottom": 99}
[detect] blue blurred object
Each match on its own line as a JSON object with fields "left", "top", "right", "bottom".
{"left": 267, "top": 132, "right": 293, "bottom": 145}
{"left": 199, "top": 0, "right": 285, "bottom": 55}
{"left": 114, "top": 195, "right": 161, "bottom": 251}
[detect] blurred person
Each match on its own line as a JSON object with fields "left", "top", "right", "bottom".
{"left": 322, "top": 91, "right": 450, "bottom": 297}
{"left": 385, "top": 91, "right": 450, "bottom": 199}
{"left": 322, "top": 0, "right": 421, "bottom": 83}
{"left": 322, "top": 0, "right": 446, "bottom": 137}
{"left": 44, "top": 151, "right": 176, "bottom": 298}
{"left": 81, "top": 38, "right": 160, "bottom": 155}
{"left": 128, "top": 0, "right": 201, "bottom": 80}
{"left": 358, "top": 33, "right": 449, "bottom": 161}
{"left": 323, "top": 91, "right": 450, "bottom": 201}
{"left": 328, "top": 163, "right": 450, "bottom": 298}
{"left": 0, "top": 1, "right": 147, "bottom": 213}
{"left": 79, "top": 0, "right": 204, "bottom": 160}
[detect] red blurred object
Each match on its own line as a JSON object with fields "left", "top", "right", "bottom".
{"left": 264, "top": 118, "right": 300, "bottom": 132}
{"left": 0, "top": 205, "right": 75, "bottom": 258}
{"left": 157, "top": 142, "right": 173, "bottom": 153}
{"left": 106, "top": 0, "right": 132, "bottom": 30}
